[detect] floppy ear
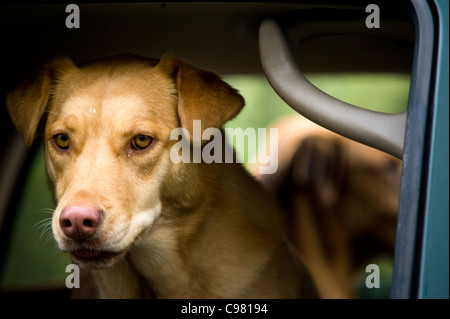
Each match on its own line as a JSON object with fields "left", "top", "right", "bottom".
{"left": 156, "top": 55, "right": 244, "bottom": 144}
{"left": 291, "top": 135, "right": 346, "bottom": 207}
{"left": 6, "top": 57, "right": 76, "bottom": 146}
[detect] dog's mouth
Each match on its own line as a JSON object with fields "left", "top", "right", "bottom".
{"left": 69, "top": 248, "right": 124, "bottom": 267}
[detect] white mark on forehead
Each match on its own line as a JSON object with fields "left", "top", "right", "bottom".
{"left": 61, "top": 95, "right": 99, "bottom": 117}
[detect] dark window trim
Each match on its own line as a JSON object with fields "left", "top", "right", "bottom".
{"left": 0, "top": 136, "right": 42, "bottom": 287}
{"left": 390, "top": 0, "right": 438, "bottom": 299}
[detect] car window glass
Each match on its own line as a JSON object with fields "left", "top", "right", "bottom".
{"left": 305, "top": 73, "right": 410, "bottom": 113}
{"left": 0, "top": 145, "right": 70, "bottom": 292}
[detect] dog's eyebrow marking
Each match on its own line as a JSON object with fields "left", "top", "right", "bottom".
{"left": 61, "top": 114, "right": 79, "bottom": 132}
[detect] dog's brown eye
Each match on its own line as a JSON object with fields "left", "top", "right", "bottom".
{"left": 132, "top": 135, "right": 153, "bottom": 150}
{"left": 53, "top": 134, "right": 70, "bottom": 150}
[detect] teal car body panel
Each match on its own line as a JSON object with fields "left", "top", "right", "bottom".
{"left": 419, "top": 0, "right": 449, "bottom": 299}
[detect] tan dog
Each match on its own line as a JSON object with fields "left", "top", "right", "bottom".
{"left": 6, "top": 54, "right": 317, "bottom": 298}
{"left": 256, "top": 116, "right": 401, "bottom": 298}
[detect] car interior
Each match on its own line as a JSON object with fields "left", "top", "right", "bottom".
{"left": 1, "top": 1, "right": 444, "bottom": 299}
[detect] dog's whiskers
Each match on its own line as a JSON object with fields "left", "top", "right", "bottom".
{"left": 31, "top": 217, "right": 54, "bottom": 244}
{"left": 30, "top": 208, "right": 56, "bottom": 244}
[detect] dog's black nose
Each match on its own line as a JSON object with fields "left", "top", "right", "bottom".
{"left": 59, "top": 205, "right": 103, "bottom": 241}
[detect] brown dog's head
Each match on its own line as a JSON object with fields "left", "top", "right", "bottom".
{"left": 6, "top": 54, "right": 244, "bottom": 268}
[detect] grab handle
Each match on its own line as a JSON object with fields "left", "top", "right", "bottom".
{"left": 259, "top": 18, "right": 406, "bottom": 158}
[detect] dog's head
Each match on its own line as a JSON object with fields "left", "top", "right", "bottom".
{"left": 6, "top": 54, "right": 244, "bottom": 268}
